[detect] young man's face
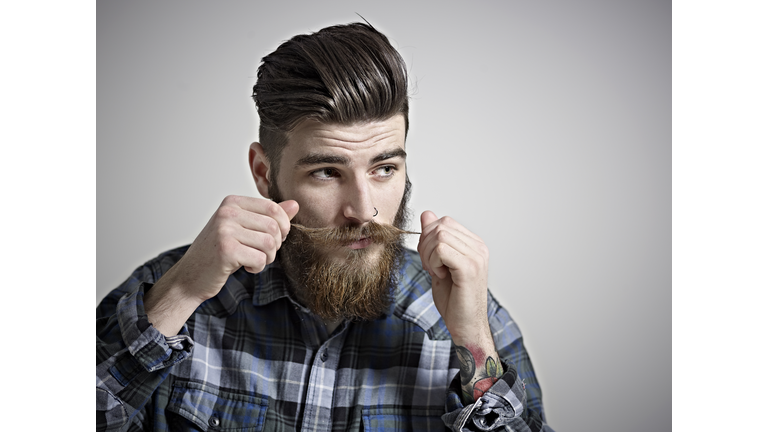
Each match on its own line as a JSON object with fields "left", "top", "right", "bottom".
{"left": 258, "top": 114, "right": 410, "bottom": 321}
{"left": 272, "top": 114, "right": 408, "bottom": 261}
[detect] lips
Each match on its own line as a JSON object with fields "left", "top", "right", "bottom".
{"left": 347, "top": 237, "right": 372, "bottom": 250}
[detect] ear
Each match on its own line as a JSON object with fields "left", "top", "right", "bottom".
{"left": 249, "top": 142, "right": 272, "bottom": 198}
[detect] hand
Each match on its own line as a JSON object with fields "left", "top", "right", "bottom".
{"left": 145, "top": 195, "right": 299, "bottom": 335}
{"left": 417, "top": 211, "right": 491, "bottom": 345}
{"left": 177, "top": 195, "right": 299, "bottom": 302}
{"left": 418, "top": 210, "right": 501, "bottom": 402}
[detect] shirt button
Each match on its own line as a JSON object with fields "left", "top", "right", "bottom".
{"left": 320, "top": 351, "right": 328, "bottom": 362}
{"left": 209, "top": 414, "right": 221, "bottom": 427}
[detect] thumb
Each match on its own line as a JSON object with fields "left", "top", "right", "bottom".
{"left": 420, "top": 210, "right": 438, "bottom": 230}
{"left": 278, "top": 200, "right": 300, "bottom": 220}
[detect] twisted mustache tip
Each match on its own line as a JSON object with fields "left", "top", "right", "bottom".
{"left": 290, "top": 223, "right": 421, "bottom": 236}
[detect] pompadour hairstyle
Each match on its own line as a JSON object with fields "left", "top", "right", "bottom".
{"left": 252, "top": 22, "right": 410, "bottom": 170}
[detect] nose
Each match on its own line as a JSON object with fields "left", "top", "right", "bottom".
{"left": 342, "top": 175, "right": 375, "bottom": 224}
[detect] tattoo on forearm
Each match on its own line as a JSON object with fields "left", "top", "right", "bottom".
{"left": 456, "top": 346, "right": 476, "bottom": 386}
{"left": 456, "top": 344, "right": 503, "bottom": 403}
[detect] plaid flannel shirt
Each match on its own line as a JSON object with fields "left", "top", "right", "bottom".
{"left": 97, "top": 246, "right": 553, "bottom": 431}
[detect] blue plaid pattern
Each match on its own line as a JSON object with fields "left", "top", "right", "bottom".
{"left": 97, "top": 246, "right": 552, "bottom": 431}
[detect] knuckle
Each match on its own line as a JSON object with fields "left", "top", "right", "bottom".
{"left": 217, "top": 238, "right": 236, "bottom": 256}
{"left": 265, "top": 249, "right": 276, "bottom": 264}
{"left": 468, "top": 258, "right": 481, "bottom": 274}
{"left": 252, "top": 251, "right": 267, "bottom": 269}
{"left": 264, "top": 218, "right": 280, "bottom": 235}
{"left": 222, "top": 195, "right": 239, "bottom": 206}
{"left": 262, "top": 233, "right": 276, "bottom": 250}
{"left": 265, "top": 201, "right": 282, "bottom": 218}
{"left": 215, "top": 227, "right": 228, "bottom": 243}
{"left": 216, "top": 222, "right": 234, "bottom": 239}
{"left": 216, "top": 205, "right": 238, "bottom": 220}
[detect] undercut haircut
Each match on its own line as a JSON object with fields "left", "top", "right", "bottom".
{"left": 252, "top": 22, "right": 410, "bottom": 173}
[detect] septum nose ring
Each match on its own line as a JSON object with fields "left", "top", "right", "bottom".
{"left": 373, "top": 207, "right": 378, "bottom": 217}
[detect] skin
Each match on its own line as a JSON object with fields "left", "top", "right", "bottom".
{"left": 144, "top": 114, "right": 500, "bottom": 403}
{"left": 251, "top": 115, "right": 409, "bottom": 263}
{"left": 417, "top": 201, "right": 501, "bottom": 403}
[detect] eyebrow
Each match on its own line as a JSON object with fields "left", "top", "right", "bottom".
{"left": 370, "top": 148, "right": 407, "bottom": 164}
{"left": 294, "top": 148, "right": 407, "bottom": 168}
{"left": 294, "top": 153, "right": 349, "bottom": 167}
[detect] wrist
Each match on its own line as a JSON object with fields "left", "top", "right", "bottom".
{"left": 144, "top": 266, "right": 204, "bottom": 337}
{"left": 449, "top": 321, "right": 494, "bottom": 350}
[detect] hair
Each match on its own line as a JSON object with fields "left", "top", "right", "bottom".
{"left": 252, "top": 22, "right": 410, "bottom": 171}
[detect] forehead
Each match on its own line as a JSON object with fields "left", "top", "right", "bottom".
{"left": 283, "top": 115, "right": 406, "bottom": 159}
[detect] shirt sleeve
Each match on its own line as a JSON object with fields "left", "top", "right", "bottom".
{"left": 442, "top": 291, "right": 556, "bottom": 432}
{"left": 96, "top": 262, "right": 194, "bottom": 432}
{"left": 442, "top": 360, "right": 556, "bottom": 431}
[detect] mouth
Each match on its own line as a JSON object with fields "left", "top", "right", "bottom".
{"left": 347, "top": 237, "right": 372, "bottom": 250}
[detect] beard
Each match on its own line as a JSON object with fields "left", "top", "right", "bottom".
{"left": 268, "top": 176, "right": 412, "bottom": 322}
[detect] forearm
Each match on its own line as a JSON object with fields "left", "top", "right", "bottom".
{"left": 442, "top": 292, "right": 554, "bottom": 431}
{"left": 454, "top": 332, "right": 503, "bottom": 404}
{"left": 144, "top": 260, "right": 205, "bottom": 336}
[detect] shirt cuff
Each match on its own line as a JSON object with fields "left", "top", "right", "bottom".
{"left": 443, "top": 360, "right": 528, "bottom": 431}
{"left": 112, "top": 282, "right": 194, "bottom": 381}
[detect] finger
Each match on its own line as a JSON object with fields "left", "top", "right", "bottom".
{"left": 428, "top": 242, "right": 467, "bottom": 280}
{"left": 423, "top": 228, "right": 475, "bottom": 263}
{"left": 222, "top": 195, "right": 294, "bottom": 237}
{"left": 419, "top": 210, "right": 440, "bottom": 238}
{"left": 210, "top": 234, "right": 269, "bottom": 275}
{"left": 237, "top": 245, "right": 269, "bottom": 274}
{"left": 429, "top": 215, "right": 483, "bottom": 244}
{"left": 279, "top": 200, "right": 300, "bottom": 220}
{"left": 418, "top": 211, "right": 440, "bottom": 272}
{"left": 420, "top": 210, "right": 439, "bottom": 230}
{"left": 419, "top": 212, "right": 478, "bottom": 273}
{"left": 277, "top": 200, "right": 300, "bottom": 241}
{"left": 234, "top": 228, "right": 280, "bottom": 266}
{"left": 421, "top": 221, "right": 485, "bottom": 262}
{"left": 212, "top": 205, "right": 283, "bottom": 253}
{"left": 421, "top": 229, "right": 474, "bottom": 279}
{"left": 420, "top": 213, "right": 482, "bottom": 251}
{"left": 230, "top": 196, "right": 297, "bottom": 243}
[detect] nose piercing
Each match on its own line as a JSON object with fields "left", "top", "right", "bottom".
{"left": 373, "top": 207, "right": 378, "bottom": 217}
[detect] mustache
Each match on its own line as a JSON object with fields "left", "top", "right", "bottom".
{"left": 290, "top": 221, "right": 419, "bottom": 247}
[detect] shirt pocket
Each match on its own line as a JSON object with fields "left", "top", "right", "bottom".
{"left": 167, "top": 381, "right": 269, "bottom": 431}
{"left": 361, "top": 407, "right": 446, "bottom": 432}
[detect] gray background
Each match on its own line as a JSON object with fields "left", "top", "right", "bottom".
{"left": 97, "top": 1, "right": 671, "bottom": 430}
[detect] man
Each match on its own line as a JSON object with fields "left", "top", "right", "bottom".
{"left": 97, "top": 22, "right": 553, "bottom": 431}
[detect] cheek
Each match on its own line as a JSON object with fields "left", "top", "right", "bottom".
{"left": 380, "top": 180, "right": 407, "bottom": 220}
{"left": 275, "top": 173, "right": 338, "bottom": 225}
{"left": 294, "top": 192, "right": 340, "bottom": 225}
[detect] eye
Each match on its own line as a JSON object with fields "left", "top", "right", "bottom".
{"left": 374, "top": 165, "right": 397, "bottom": 178}
{"left": 311, "top": 167, "right": 339, "bottom": 180}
